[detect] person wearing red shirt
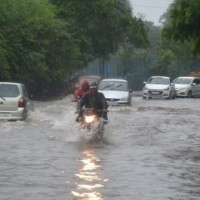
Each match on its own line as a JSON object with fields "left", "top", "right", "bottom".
{"left": 74, "top": 80, "right": 89, "bottom": 101}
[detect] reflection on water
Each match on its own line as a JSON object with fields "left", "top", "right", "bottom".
{"left": 72, "top": 149, "right": 107, "bottom": 199}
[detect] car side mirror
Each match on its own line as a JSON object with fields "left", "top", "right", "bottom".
{"left": 143, "top": 81, "right": 147, "bottom": 84}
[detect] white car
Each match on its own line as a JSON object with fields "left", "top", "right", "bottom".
{"left": 143, "top": 76, "right": 176, "bottom": 99}
{"left": 173, "top": 76, "right": 200, "bottom": 97}
{"left": 0, "top": 82, "right": 33, "bottom": 121}
{"left": 98, "top": 79, "right": 132, "bottom": 106}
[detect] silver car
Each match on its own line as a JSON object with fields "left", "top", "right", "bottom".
{"left": 173, "top": 76, "right": 200, "bottom": 97}
{"left": 0, "top": 82, "right": 33, "bottom": 121}
{"left": 143, "top": 76, "right": 176, "bottom": 99}
{"left": 98, "top": 79, "right": 132, "bottom": 106}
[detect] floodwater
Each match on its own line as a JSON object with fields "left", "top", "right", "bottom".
{"left": 0, "top": 95, "right": 200, "bottom": 200}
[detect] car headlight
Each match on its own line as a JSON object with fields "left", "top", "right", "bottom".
{"left": 143, "top": 86, "right": 148, "bottom": 90}
{"left": 164, "top": 87, "right": 169, "bottom": 91}
{"left": 177, "top": 87, "right": 187, "bottom": 91}
{"left": 120, "top": 96, "right": 128, "bottom": 101}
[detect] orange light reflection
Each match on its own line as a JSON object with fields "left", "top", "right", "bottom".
{"left": 75, "top": 173, "right": 100, "bottom": 182}
{"left": 71, "top": 191, "right": 103, "bottom": 200}
{"left": 71, "top": 149, "right": 105, "bottom": 200}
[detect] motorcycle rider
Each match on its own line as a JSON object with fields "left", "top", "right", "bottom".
{"left": 76, "top": 82, "right": 108, "bottom": 122}
{"left": 74, "top": 80, "right": 89, "bottom": 101}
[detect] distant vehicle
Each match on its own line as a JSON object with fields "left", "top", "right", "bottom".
{"left": 173, "top": 76, "right": 200, "bottom": 97}
{"left": 75, "top": 75, "right": 101, "bottom": 86}
{"left": 0, "top": 82, "right": 33, "bottom": 121}
{"left": 143, "top": 76, "right": 176, "bottom": 99}
{"left": 98, "top": 78, "right": 132, "bottom": 106}
{"left": 71, "top": 75, "right": 101, "bottom": 102}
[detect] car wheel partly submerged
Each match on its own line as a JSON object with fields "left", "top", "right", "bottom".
{"left": 168, "top": 91, "right": 176, "bottom": 100}
{"left": 171, "top": 91, "right": 176, "bottom": 99}
{"left": 187, "top": 90, "right": 192, "bottom": 98}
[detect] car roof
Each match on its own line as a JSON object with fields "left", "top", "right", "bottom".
{"left": 77, "top": 75, "right": 102, "bottom": 85}
{"left": 0, "top": 82, "right": 24, "bottom": 86}
{"left": 78, "top": 75, "right": 101, "bottom": 81}
{"left": 175, "top": 76, "right": 197, "bottom": 79}
{"left": 100, "top": 78, "right": 127, "bottom": 82}
{"left": 79, "top": 75, "right": 101, "bottom": 79}
{"left": 150, "top": 76, "right": 170, "bottom": 79}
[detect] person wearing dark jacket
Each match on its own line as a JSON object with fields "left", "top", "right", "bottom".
{"left": 76, "top": 82, "right": 108, "bottom": 122}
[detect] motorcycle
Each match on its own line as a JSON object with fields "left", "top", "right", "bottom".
{"left": 76, "top": 108, "right": 107, "bottom": 143}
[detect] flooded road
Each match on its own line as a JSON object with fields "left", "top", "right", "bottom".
{"left": 0, "top": 95, "right": 200, "bottom": 200}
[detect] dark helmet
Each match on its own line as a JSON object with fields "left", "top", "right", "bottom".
{"left": 89, "top": 82, "right": 98, "bottom": 89}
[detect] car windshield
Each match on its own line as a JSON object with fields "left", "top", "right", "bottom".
{"left": 98, "top": 81, "right": 128, "bottom": 91}
{"left": 148, "top": 77, "right": 170, "bottom": 85}
{"left": 0, "top": 84, "right": 20, "bottom": 97}
{"left": 173, "top": 78, "right": 192, "bottom": 84}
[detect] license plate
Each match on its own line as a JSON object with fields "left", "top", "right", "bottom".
{"left": 152, "top": 91, "right": 159, "bottom": 95}
{"left": 108, "top": 101, "right": 118, "bottom": 106}
{"left": 0, "top": 114, "right": 11, "bottom": 119}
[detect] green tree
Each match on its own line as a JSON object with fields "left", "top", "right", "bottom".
{"left": 116, "top": 21, "right": 158, "bottom": 81}
{"left": 0, "top": 34, "right": 10, "bottom": 80}
{"left": 154, "top": 1, "right": 200, "bottom": 78}
{"left": 51, "top": 0, "right": 149, "bottom": 59}
{"left": 153, "top": 37, "right": 200, "bottom": 78}
{"left": 163, "top": 0, "right": 200, "bottom": 54}
{"left": 0, "top": 0, "right": 149, "bottom": 98}
{"left": 0, "top": 0, "right": 78, "bottom": 96}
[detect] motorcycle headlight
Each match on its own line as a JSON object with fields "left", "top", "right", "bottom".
{"left": 85, "top": 115, "right": 95, "bottom": 123}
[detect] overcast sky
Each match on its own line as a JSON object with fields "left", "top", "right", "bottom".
{"left": 129, "top": 0, "right": 173, "bottom": 26}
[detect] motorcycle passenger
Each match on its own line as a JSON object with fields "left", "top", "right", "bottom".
{"left": 74, "top": 80, "right": 89, "bottom": 101}
{"left": 76, "top": 82, "right": 108, "bottom": 122}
